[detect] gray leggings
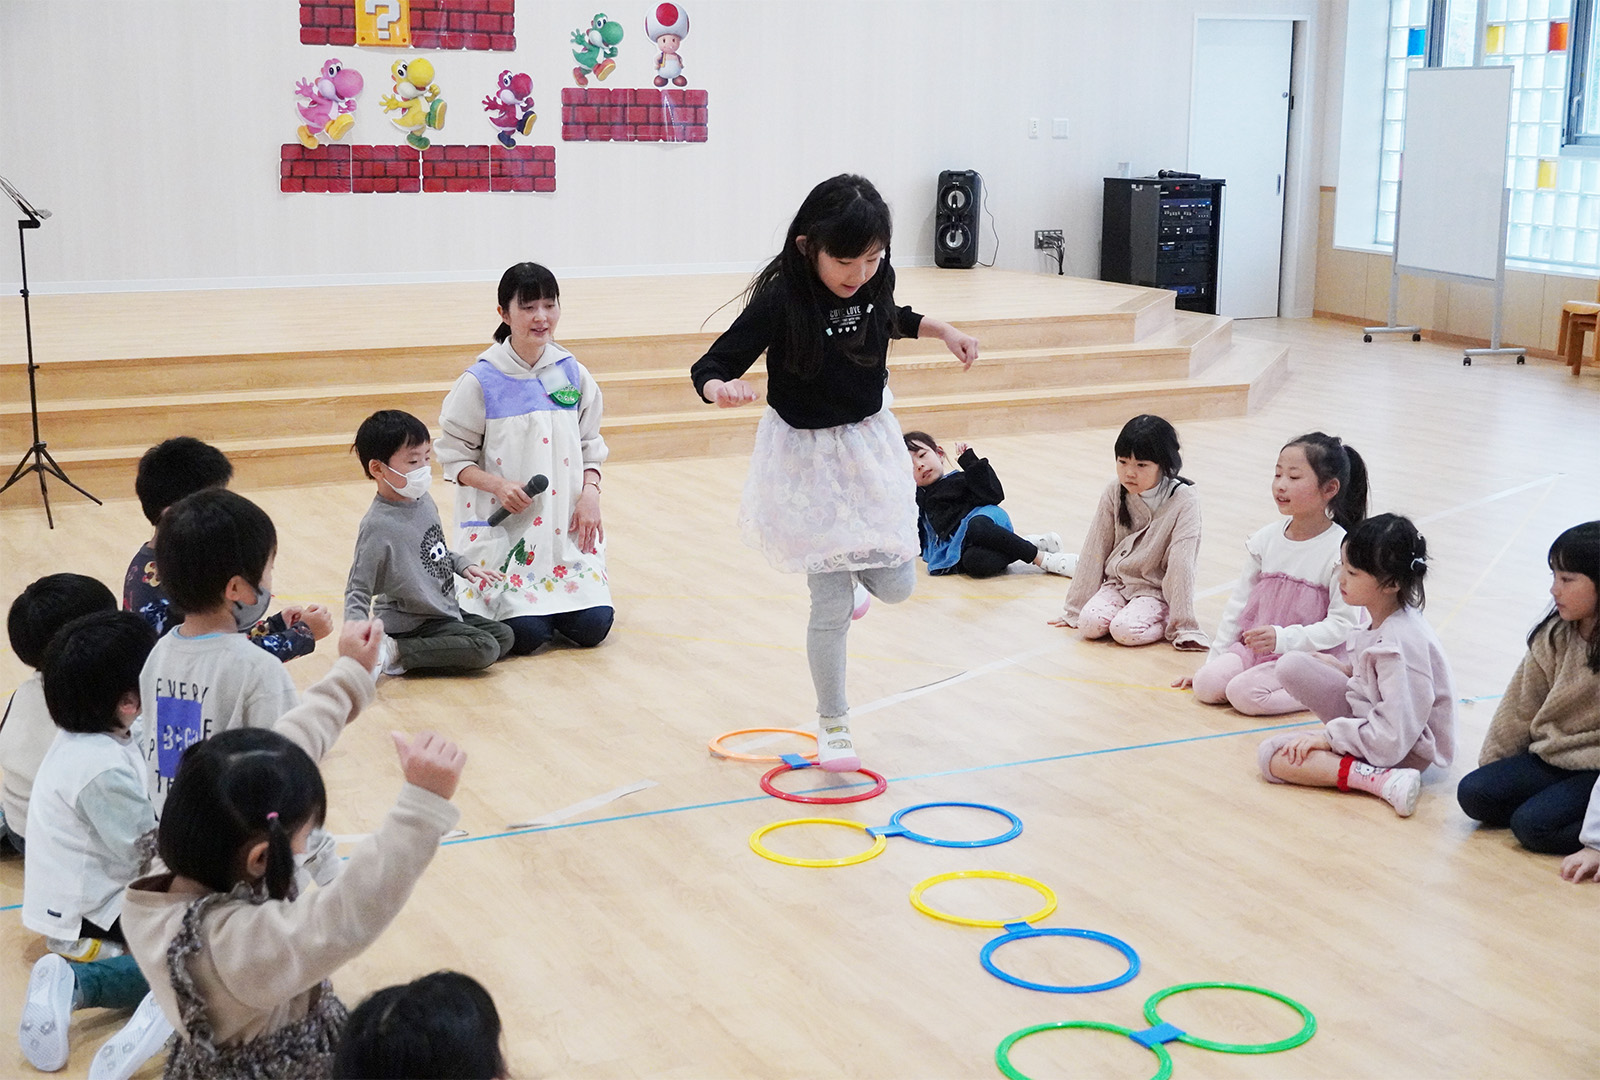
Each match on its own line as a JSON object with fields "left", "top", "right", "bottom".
{"left": 807, "top": 562, "right": 915, "bottom": 718}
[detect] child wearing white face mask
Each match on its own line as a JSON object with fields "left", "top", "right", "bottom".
{"left": 345, "top": 411, "right": 513, "bottom": 677}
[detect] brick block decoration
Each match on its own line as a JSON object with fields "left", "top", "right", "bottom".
{"left": 561, "top": 87, "right": 709, "bottom": 143}
{"left": 280, "top": 144, "right": 353, "bottom": 193}
{"left": 352, "top": 144, "right": 422, "bottom": 193}
{"left": 281, "top": 144, "right": 554, "bottom": 193}
{"left": 300, "top": 0, "right": 515, "bottom": 50}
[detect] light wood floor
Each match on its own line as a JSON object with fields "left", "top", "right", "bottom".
{"left": 1, "top": 318, "right": 1597, "bottom": 1079}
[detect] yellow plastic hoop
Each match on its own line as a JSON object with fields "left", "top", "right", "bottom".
{"left": 708, "top": 727, "right": 819, "bottom": 763}
{"left": 749, "top": 818, "right": 889, "bottom": 868}
{"left": 909, "top": 870, "right": 1059, "bottom": 928}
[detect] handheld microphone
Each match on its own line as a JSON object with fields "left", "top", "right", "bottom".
{"left": 486, "top": 474, "right": 549, "bottom": 526}
{"left": 1157, "top": 169, "right": 1201, "bottom": 179}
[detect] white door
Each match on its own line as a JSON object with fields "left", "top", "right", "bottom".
{"left": 1189, "top": 19, "right": 1293, "bottom": 319}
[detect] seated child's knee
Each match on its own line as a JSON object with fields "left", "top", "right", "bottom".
{"left": 1257, "top": 735, "right": 1294, "bottom": 783}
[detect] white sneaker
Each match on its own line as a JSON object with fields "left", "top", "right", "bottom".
{"left": 850, "top": 581, "right": 871, "bottom": 621}
{"left": 1380, "top": 768, "right": 1422, "bottom": 817}
{"left": 20, "top": 953, "right": 75, "bottom": 1072}
{"left": 377, "top": 635, "right": 406, "bottom": 677}
{"left": 46, "top": 936, "right": 124, "bottom": 963}
{"left": 817, "top": 716, "right": 861, "bottom": 773}
{"left": 88, "top": 993, "right": 173, "bottom": 1080}
{"left": 1023, "top": 532, "right": 1063, "bottom": 554}
{"left": 1038, "top": 551, "right": 1079, "bottom": 577}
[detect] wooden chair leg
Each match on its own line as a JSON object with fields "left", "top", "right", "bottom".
{"left": 1569, "top": 319, "right": 1594, "bottom": 376}
{"left": 1558, "top": 309, "right": 1571, "bottom": 355}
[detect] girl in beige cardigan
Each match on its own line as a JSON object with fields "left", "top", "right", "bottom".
{"left": 1053, "top": 415, "right": 1208, "bottom": 649}
{"left": 122, "top": 620, "right": 467, "bottom": 1079}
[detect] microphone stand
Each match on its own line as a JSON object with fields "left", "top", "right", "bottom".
{"left": 0, "top": 175, "right": 100, "bottom": 528}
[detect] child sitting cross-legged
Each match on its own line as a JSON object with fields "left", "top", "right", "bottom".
{"left": 346, "top": 410, "right": 514, "bottom": 676}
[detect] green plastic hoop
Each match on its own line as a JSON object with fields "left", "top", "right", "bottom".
{"left": 1142, "top": 981, "right": 1317, "bottom": 1054}
{"left": 995, "top": 1021, "right": 1173, "bottom": 1080}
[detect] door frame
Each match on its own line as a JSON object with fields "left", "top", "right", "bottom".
{"left": 1187, "top": 14, "right": 1315, "bottom": 319}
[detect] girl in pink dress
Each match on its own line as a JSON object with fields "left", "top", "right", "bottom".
{"left": 1177, "top": 432, "right": 1369, "bottom": 715}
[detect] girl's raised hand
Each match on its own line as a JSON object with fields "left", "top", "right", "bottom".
{"left": 339, "top": 617, "right": 384, "bottom": 674}
{"left": 391, "top": 730, "right": 467, "bottom": 800}
{"left": 942, "top": 326, "right": 979, "bottom": 369}
{"left": 703, "top": 378, "right": 760, "bottom": 408}
{"left": 1559, "top": 847, "right": 1600, "bottom": 883}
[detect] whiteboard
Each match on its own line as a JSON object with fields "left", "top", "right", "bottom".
{"left": 1393, "top": 66, "right": 1514, "bottom": 282}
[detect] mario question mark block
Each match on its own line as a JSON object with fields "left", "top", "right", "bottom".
{"left": 301, "top": 0, "right": 516, "bottom": 50}
{"left": 281, "top": 143, "right": 554, "bottom": 192}
{"left": 561, "top": 87, "right": 708, "bottom": 142}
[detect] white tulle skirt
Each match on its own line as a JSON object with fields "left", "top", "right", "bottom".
{"left": 738, "top": 403, "right": 919, "bottom": 575}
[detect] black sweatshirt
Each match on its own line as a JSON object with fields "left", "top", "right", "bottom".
{"left": 916, "top": 448, "right": 1005, "bottom": 541}
{"left": 690, "top": 267, "right": 923, "bottom": 430}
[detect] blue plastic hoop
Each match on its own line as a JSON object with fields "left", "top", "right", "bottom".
{"left": 980, "top": 923, "right": 1142, "bottom": 994}
{"left": 869, "top": 801, "right": 1023, "bottom": 848}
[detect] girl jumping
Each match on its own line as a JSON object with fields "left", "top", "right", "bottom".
{"left": 905, "top": 431, "right": 1076, "bottom": 579}
{"left": 1178, "top": 431, "right": 1368, "bottom": 715}
{"left": 1256, "top": 514, "right": 1457, "bottom": 817}
{"left": 690, "top": 174, "right": 978, "bottom": 771}
{"left": 1052, "top": 415, "right": 1206, "bottom": 649}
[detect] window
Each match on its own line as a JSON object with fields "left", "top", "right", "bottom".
{"left": 1374, "top": 0, "right": 1600, "bottom": 271}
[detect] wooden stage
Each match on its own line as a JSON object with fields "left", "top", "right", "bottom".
{"left": 0, "top": 269, "right": 1285, "bottom": 507}
{"left": 2, "top": 302, "right": 1597, "bottom": 1077}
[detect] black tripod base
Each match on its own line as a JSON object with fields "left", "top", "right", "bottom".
{"left": 0, "top": 441, "right": 101, "bottom": 530}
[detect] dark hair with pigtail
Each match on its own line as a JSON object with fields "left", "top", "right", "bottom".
{"left": 1283, "top": 431, "right": 1368, "bottom": 532}
{"left": 743, "top": 173, "right": 900, "bottom": 378}
{"left": 157, "top": 727, "right": 327, "bottom": 901}
{"left": 1344, "top": 513, "right": 1429, "bottom": 610}
{"left": 492, "top": 262, "right": 560, "bottom": 344}
{"left": 1531, "top": 520, "right": 1600, "bottom": 673}
{"left": 1113, "top": 415, "right": 1192, "bottom": 528}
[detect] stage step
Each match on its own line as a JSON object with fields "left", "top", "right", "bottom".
{"left": 0, "top": 313, "right": 1233, "bottom": 453}
{"left": 4, "top": 337, "right": 1286, "bottom": 505}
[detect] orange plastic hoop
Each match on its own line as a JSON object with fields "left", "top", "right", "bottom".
{"left": 707, "top": 727, "right": 819, "bottom": 763}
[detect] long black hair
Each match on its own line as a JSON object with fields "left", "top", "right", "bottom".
{"left": 492, "top": 261, "right": 560, "bottom": 344}
{"left": 1113, "top": 415, "right": 1192, "bottom": 528}
{"left": 1283, "top": 431, "right": 1368, "bottom": 532}
{"left": 743, "top": 173, "right": 900, "bottom": 377}
{"left": 1530, "top": 520, "right": 1600, "bottom": 672}
{"left": 1344, "top": 513, "right": 1429, "bottom": 610}
{"left": 158, "top": 728, "right": 327, "bottom": 901}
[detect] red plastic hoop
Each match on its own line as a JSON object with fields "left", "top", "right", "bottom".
{"left": 759, "top": 761, "right": 887, "bottom": 804}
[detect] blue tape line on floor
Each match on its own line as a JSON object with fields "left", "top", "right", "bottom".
{"left": 0, "top": 719, "right": 1316, "bottom": 914}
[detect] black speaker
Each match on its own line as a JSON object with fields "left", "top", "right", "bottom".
{"left": 934, "top": 170, "right": 981, "bottom": 269}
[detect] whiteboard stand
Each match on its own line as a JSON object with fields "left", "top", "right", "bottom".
{"left": 1361, "top": 66, "right": 1524, "bottom": 366}
{"left": 1362, "top": 188, "right": 1422, "bottom": 344}
{"left": 1459, "top": 189, "right": 1524, "bottom": 365}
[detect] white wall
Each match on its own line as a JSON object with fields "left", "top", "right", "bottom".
{"left": 0, "top": 0, "right": 1329, "bottom": 298}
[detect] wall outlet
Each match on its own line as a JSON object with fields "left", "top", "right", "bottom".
{"left": 1028, "top": 117, "right": 1040, "bottom": 139}
{"left": 1034, "top": 229, "right": 1063, "bottom": 250}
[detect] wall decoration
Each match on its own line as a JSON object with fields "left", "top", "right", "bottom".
{"left": 301, "top": 0, "right": 515, "bottom": 51}
{"left": 645, "top": 4, "right": 689, "bottom": 87}
{"left": 281, "top": 143, "right": 554, "bottom": 193}
{"left": 355, "top": 0, "right": 411, "bottom": 46}
{"left": 384, "top": 58, "right": 447, "bottom": 149}
{"left": 294, "top": 58, "right": 364, "bottom": 149}
{"left": 561, "top": 87, "right": 707, "bottom": 142}
{"left": 571, "top": 13, "right": 625, "bottom": 86}
{"left": 483, "top": 70, "right": 538, "bottom": 147}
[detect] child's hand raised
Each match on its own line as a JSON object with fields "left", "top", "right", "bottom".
{"left": 339, "top": 618, "right": 385, "bottom": 673}
{"left": 391, "top": 730, "right": 467, "bottom": 800}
